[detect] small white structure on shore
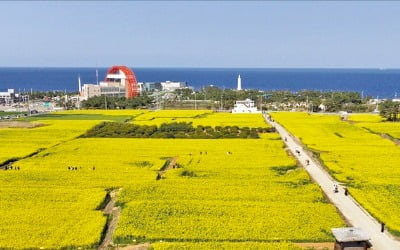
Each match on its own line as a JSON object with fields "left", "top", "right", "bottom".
{"left": 237, "top": 75, "right": 242, "bottom": 91}
{"left": 318, "top": 103, "right": 326, "bottom": 112}
{"left": 0, "top": 89, "right": 15, "bottom": 105}
{"left": 232, "top": 98, "right": 261, "bottom": 113}
{"left": 160, "top": 81, "right": 188, "bottom": 92}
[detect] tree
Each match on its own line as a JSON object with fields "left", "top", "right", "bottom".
{"left": 380, "top": 100, "right": 400, "bottom": 121}
{"left": 81, "top": 95, "right": 153, "bottom": 109}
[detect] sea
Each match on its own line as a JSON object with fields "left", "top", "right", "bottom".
{"left": 1, "top": 67, "right": 400, "bottom": 98}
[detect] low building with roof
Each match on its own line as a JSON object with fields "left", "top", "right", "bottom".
{"left": 0, "top": 89, "right": 15, "bottom": 105}
{"left": 331, "top": 227, "right": 372, "bottom": 250}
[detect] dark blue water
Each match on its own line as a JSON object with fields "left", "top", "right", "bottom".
{"left": 1, "top": 67, "right": 400, "bottom": 98}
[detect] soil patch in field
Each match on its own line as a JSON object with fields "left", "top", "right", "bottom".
{"left": 119, "top": 243, "right": 151, "bottom": 250}
{"left": 98, "top": 189, "right": 122, "bottom": 250}
{"left": 0, "top": 121, "right": 44, "bottom": 128}
{"left": 295, "top": 242, "right": 333, "bottom": 249}
{"left": 157, "top": 157, "right": 179, "bottom": 180}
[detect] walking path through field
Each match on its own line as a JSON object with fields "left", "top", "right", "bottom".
{"left": 264, "top": 114, "right": 400, "bottom": 250}
{"left": 99, "top": 189, "right": 122, "bottom": 250}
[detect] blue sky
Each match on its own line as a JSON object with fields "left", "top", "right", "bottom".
{"left": 1, "top": 1, "right": 400, "bottom": 68}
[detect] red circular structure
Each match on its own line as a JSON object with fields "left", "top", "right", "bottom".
{"left": 105, "top": 66, "right": 138, "bottom": 98}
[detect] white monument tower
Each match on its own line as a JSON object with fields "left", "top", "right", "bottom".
{"left": 237, "top": 74, "right": 242, "bottom": 91}
{"left": 78, "top": 75, "right": 82, "bottom": 96}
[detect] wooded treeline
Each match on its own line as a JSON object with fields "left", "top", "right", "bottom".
{"left": 83, "top": 122, "right": 274, "bottom": 139}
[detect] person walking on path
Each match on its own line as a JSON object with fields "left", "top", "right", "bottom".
{"left": 381, "top": 222, "right": 385, "bottom": 233}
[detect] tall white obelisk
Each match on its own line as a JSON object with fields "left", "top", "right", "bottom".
{"left": 78, "top": 75, "right": 82, "bottom": 96}
{"left": 237, "top": 74, "right": 242, "bottom": 91}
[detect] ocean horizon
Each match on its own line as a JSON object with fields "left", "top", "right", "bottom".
{"left": 1, "top": 67, "right": 400, "bottom": 98}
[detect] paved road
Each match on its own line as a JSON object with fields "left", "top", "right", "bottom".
{"left": 265, "top": 114, "right": 400, "bottom": 250}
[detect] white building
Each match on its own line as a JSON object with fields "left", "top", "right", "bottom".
{"left": 80, "top": 84, "right": 101, "bottom": 100}
{"left": 0, "top": 89, "right": 15, "bottom": 105}
{"left": 161, "top": 81, "right": 188, "bottom": 92}
{"left": 318, "top": 103, "right": 327, "bottom": 111}
{"left": 0, "top": 89, "right": 14, "bottom": 98}
{"left": 232, "top": 99, "right": 261, "bottom": 113}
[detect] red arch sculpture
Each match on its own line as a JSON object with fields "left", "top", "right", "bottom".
{"left": 105, "top": 66, "right": 138, "bottom": 98}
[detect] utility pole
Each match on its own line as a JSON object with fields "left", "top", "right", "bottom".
{"left": 27, "top": 95, "right": 30, "bottom": 116}
{"left": 104, "top": 95, "right": 108, "bottom": 110}
{"left": 194, "top": 91, "right": 197, "bottom": 110}
{"left": 96, "top": 65, "right": 99, "bottom": 85}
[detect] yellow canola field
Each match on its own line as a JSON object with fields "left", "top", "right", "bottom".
{"left": 0, "top": 109, "right": 146, "bottom": 165}
{"left": 53, "top": 109, "right": 148, "bottom": 116}
{"left": 348, "top": 114, "right": 383, "bottom": 123}
{"left": 0, "top": 120, "right": 101, "bottom": 165}
{"left": 113, "top": 135, "right": 344, "bottom": 243}
{"left": 133, "top": 110, "right": 269, "bottom": 128}
{"left": 357, "top": 122, "right": 400, "bottom": 140}
{"left": 348, "top": 113, "right": 400, "bottom": 139}
{"left": 1, "top": 135, "right": 344, "bottom": 248}
{"left": 271, "top": 112, "right": 400, "bottom": 235}
{"left": 0, "top": 138, "right": 156, "bottom": 249}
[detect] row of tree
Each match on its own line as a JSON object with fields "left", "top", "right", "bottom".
{"left": 81, "top": 95, "right": 152, "bottom": 109}
{"left": 26, "top": 87, "right": 379, "bottom": 115}
{"left": 171, "top": 87, "right": 368, "bottom": 112}
{"left": 83, "top": 122, "right": 274, "bottom": 139}
{"left": 380, "top": 100, "right": 400, "bottom": 121}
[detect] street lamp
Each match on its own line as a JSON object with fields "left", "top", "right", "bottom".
{"left": 27, "top": 95, "right": 30, "bottom": 116}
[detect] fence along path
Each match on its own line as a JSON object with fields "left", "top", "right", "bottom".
{"left": 264, "top": 114, "right": 400, "bottom": 250}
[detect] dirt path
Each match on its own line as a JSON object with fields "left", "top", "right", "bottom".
{"left": 119, "top": 243, "right": 151, "bottom": 250}
{"left": 265, "top": 114, "right": 400, "bottom": 250}
{"left": 0, "top": 121, "right": 43, "bottom": 128}
{"left": 362, "top": 126, "right": 400, "bottom": 146}
{"left": 157, "top": 156, "right": 178, "bottom": 179}
{"left": 162, "top": 156, "right": 178, "bottom": 172}
{"left": 98, "top": 189, "right": 122, "bottom": 250}
{"left": 294, "top": 242, "right": 333, "bottom": 250}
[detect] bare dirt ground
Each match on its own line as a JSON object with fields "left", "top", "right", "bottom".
{"left": 157, "top": 156, "right": 179, "bottom": 180}
{"left": 119, "top": 243, "right": 151, "bottom": 250}
{"left": 116, "top": 242, "right": 333, "bottom": 250}
{"left": 0, "top": 121, "right": 43, "bottom": 128}
{"left": 295, "top": 242, "right": 333, "bottom": 249}
{"left": 98, "top": 189, "right": 122, "bottom": 250}
{"left": 162, "top": 156, "right": 179, "bottom": 172}
{"left": 380, "top": 133, "right": 400, "bottom": 146}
